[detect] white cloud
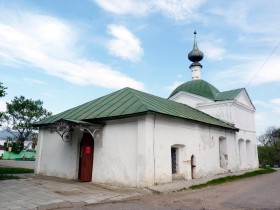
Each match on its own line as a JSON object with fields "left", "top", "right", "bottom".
{"left": 0, "top": 9, "right": 144, "bottom": 90}
{"left": 94, "top": 0, "right": 205, "bottom": 21}
{"left": 94, "top": 0, "right": 150, "bottom": 16}
{"left": 270, "top": 98, "right": 280, "bottom": 106}
{"left": 270, "top": 99, "right": 280, "bottom": 114}
{"left": 253, "top": 100, "right": 271, "bottom": 108}
{"left": 107, "top": 25, "right": 143, "bottom": 62}
{"left": 210, "top": 56, "right": 280, "bottom": 88}
{"left": 209, "top": 1, "right": 280, "bottom": 36}
{"left": 154, "top": 0, "right": 205, "bottom": 21}
{"left": 200, "top": 41, "right": 226, "bottom": 60}
{"left": 248, "top": 58, "right": 280, "bottom": 85}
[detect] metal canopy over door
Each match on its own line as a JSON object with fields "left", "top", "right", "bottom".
{"left": 79, "top": 133, "right": 94, "bottom": 182}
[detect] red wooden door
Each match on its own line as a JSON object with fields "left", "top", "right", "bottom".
{"left": 79, "top": 133, "right": 94, "bottom": 182}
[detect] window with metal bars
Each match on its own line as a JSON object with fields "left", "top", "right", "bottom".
{"left": 171, "top": 147, "right": 177, "bottom": 174}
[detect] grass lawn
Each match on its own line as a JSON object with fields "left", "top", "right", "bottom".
{"left": 0, "top": 167, "right": 34, "bottom": 180}
{"left": 189, "top": 168, "right": 276, "bottom": 190}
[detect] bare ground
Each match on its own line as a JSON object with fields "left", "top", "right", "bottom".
{"left": 75, "top": 169, "right": 280, "bottom": 210}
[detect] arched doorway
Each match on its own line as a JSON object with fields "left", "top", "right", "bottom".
{"left": 246, "top": 140, "right": 251, "bottom": 166}
{"left": 78, "top": 133, "right": 94, "bottom": 182}
{"left": 238, "top": 139, "right": 246, "bottom": 168}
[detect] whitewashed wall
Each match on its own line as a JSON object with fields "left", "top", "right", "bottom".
{"left": 151, "top": 115, "right": 238, "bottom": 185}
{"left": 92, "top": 119, "right": 138, "bottom": 187}
{"left": 35, "top": 128, "right": 82, "bottom": 179}
{"left": 35, "top": 112, "right": 254, "bottom": 187}
{"left": 170, "top": 90, "right": 259, "bottom": 171}
{"left": 169, "top": 92, "right": 212, "bottom": 108}
{"left": 36, "top": 118, "right": 140, "bottom": 187}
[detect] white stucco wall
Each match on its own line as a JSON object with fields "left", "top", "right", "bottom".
{"left": 36, "top": 118, "right": 140, "bottom": 187}
{"left": 151, "top": 115, "right": 239, "bottom": 185}
{"left": 169, "top": 92, "right": 211, "bottom": 108}
{"left": 92, "top": 119, "right": 138, "bottom": 187}
{"left": 36, "top": 111, "right": 256, "bottom": 187}
{"left": 170, "top": 90, "right": 259, "bottom": 171}
{"left": 35, "top": 128, "right": 82, "bottom": 179}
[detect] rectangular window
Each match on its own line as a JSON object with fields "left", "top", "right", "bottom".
{"left": 171, "top": 147, "right": 178, "bottom": 174}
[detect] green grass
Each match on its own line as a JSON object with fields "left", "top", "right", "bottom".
{"left": 0, "top": 174, "right": 20, "bottom": 180}
{"left": 0, "top": 167, "right": 34, "bottom": 174}
{"left": 189, "top": 168, "right": 276, "bottom": 190}
{"left": 0, "top": 167, "right": 34, "bottom": 180}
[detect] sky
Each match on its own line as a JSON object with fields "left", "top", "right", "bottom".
{"left": 0, "top": 0, "right": 279, "bottom": 136}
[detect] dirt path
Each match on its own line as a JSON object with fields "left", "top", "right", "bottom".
{"left": 76, "top": 169, "right": 280, "bottom": 210}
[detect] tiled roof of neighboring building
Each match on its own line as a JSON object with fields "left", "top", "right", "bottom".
{"left": 169, "top": 79, "right": 244, "bottom": 101}
{"left": 34, "top": 87, "right": 237, "bottom": 131}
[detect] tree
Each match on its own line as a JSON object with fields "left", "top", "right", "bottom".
{"left": 1, "top": 96, "right": 52, "bottom": 147}
{"left": 0, "top": 82, "right": 7, "bottom": 98}
{"left": 258, "top": 126, "right": 280, "bottom": 166}
{"left": 0, "top": 82, "right": 7, "bottom": 120}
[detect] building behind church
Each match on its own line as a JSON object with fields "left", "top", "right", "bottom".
{"left": 34, "top": 32, "right": 259, "bottom": 188}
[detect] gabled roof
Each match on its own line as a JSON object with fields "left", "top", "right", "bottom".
{"left": 34, "top": 87, "right": 237, "bottom": 131}
{"left": 215, "top": 88, "right": 244, "bottom": 101}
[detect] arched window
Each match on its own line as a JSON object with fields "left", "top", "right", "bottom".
{"left": 219, "top": 137, "right": 228, "bottom": 169}
{"left": 246, "top": 140, "right": 251, "bottom": 166}
{"left": 171, "top": 147, "right": 178, "bottom": 174}
{"left": 238, "top": 139, "right": 246, "bottom": 168}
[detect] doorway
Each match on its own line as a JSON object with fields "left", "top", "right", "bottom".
{"left": 78, "top": 133, "right": 94, "bottom": 182}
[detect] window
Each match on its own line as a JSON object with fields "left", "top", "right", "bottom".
{"left": 219, "top": 137, "right": 228, "bottom": 169}
{"left": 171, "top": 147, "right": 178, "bottom": 174}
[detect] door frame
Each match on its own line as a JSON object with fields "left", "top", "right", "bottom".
{"left": 78, "top": 132, "right": 94, "bottom": 182}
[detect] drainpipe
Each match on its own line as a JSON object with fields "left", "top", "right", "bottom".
{"left": 153, "top": 113, "right": 156, "bottom": 185}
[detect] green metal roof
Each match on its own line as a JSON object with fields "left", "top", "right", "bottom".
{"left": 34, "top": 87, "right": 237, "bottom": 131}
{"left": 215, "top": 88, "right": 243, "bottom": 101}
{"left": 169, "top": 80, "right": 219, "bottom": 100}
{"left": 169, "top": 79, "right": 244, "bottom": 101}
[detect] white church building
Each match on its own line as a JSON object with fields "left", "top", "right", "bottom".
{"left": 34, "top": 32, "right": 259, "bottom": 188}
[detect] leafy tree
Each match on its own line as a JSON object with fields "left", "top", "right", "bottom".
{"left": 0, "top": 82, "right": 7, "bottom": 120}
{"left": 0, "top": 82, "right": 7, "bottom": 98}
{"left": 30, "top": 132, "right": 38, "bottom": 149}
{"left": 258, "top": 126, "right": 280, "bottom": 166}
{"left": 4, "top": 137, "right": 23, "bottom": 154}
{"left": 1, "top": 96, "right": 52, "bottom": 147}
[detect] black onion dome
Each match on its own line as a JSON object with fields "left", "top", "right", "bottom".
{"left": 188, "top": 31, "right": 203, "bottom": 62}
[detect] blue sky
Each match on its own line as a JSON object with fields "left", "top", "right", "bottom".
{"left": 0, "top": 0, "right": 279, "bottom": 135}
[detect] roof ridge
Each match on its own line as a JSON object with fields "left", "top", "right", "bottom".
{"left": 219, "top": 87, "right": 244, "bottom": 93}
{"left": 81, "top": 88, "right": 130, "bottom": 119}
{"left": 129, "top": 88, "right": 235, "bottom": 129}
{"left": 95, "top": 88, "right": 145, "bottom": 117}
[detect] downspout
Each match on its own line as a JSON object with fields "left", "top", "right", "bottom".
{"left": 153, "top": 113, "right": 156, "bottom": 185}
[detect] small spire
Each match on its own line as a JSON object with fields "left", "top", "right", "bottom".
{"left": 188, "top": 31, "right": 204, "bottom": 80}
{"left": 188, "top": 31, "right": 203, "bottom": 62}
